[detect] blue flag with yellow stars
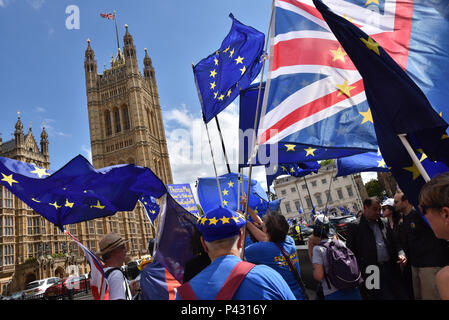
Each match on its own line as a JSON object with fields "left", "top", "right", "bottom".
{"left": 139, "top": 195, "right": 160, "bottom": 223}
{"left": 239, "top": 83, "right": 374, "bottom": 170}
{"left": 336, "top": 152, "right": 389, "bottom": 177}
{"left": 197, "top": 172, "right": 268, "bottom": 214}
{"left": 0, "top": 155, "right": 166, "bottom": 230}
{"left": 265, "top": 161, "right": 320, "bottom": 187}
{"left": 314, "top": 0, "right": 449, "bottom": 209}
{"left": 193, "top": 13, "right": 264, "bottom": 123}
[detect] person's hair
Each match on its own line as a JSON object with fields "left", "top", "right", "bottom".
{"left": 383, "top": 205, "right": 401, "bottom": 226}
{"left": 191, "top": 227, "right": 205, "bottom": 255}
{"left": 419, "top": 172, "right": 449, "bottom": 210}
{"left": 102, "top": 251, "right": 112, "bottom": 262}
{"left": 363, "top": 197, "right": 380, "bottom": 208}
{"left": 263, "top": 212, "right": 289, "bottom": 243}
{"left": 204, "top": 234, "right": 240, "bottom": 252}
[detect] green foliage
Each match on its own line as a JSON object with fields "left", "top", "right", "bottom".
{"left": 320, "top": 159, "right": 335, "bottom": 166}
{"left": 365, "top": 179, "right": 386, "bottom": 200}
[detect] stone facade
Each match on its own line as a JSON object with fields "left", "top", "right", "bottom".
{"left": 273, "top": 164, "right": 366, "bottom": 223}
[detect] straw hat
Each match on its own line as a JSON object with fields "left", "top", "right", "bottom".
{"left": 97, "top": 233, "right": 128, "bottom": 256}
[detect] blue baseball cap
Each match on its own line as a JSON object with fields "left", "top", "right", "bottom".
{"left": 197, "top": 207, "right": 246, "bottom": 242}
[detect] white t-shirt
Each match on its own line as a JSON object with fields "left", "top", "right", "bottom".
{"left": 104, "top": 267, "right": 132, "bottom": 300}
{"left": 312, "top": 239, "right": 346, "bottom": 296}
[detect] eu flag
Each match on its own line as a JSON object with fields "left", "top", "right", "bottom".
{"left": 0, "top": 155, "right": 166, "bottom": 230}
{"left": 336, "top": 152, "right": 389, "bottom": 177}
{"left": 265, "top": 161, "right": 320, "bottom": 187}
{"left": 314, "top": 0, "right": 449, "bottom": 208}
{"left": 197, "top": 172, "right": 268, "bottom": 214}
{"left": 140, "top": 195, "right": 160, "bottom": 223}
{"left": 193, "top": 13, "right": 264, "bottom": 123}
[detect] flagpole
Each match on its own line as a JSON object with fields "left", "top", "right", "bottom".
{"left": 215, "top": 116, "right": 232, "bottom": 174}
{"left": 242, "top": 1, "right": 275, "bottom": 259}
{"left": 113, "top": 10, "right": 120, "bottom": 51}
{"left": 205, "top": 121, "right": 224, "bottom": 206}
{"left": 303, "top": 176, "right": 316, "bottom": 221}
{"left": 398, "top": 134, "right": 431, "bottom": 182}
{"left": 324, "top": 164, "right": 336, "bottom": 214}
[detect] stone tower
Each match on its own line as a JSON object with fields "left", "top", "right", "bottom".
{"left": 84, "top": 25, "right": 173, "bottom": 184}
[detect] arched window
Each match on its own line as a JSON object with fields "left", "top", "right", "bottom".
{"left": 105, "top": 110, "right": 112, "bottom": 136}
{"left": 122, "top": 106, "right": 130, "bottom": 130}
{"left": 114, "top": 108, "right": 121, "bottom": 133}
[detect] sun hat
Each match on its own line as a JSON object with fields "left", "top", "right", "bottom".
{"left": 382, "top": 198, "right": 394, "bottom": 208}
{"left": 97, "top": 233, "right": 128, "bottom": 256}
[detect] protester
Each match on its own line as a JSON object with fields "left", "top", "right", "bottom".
{"left": 176, "top": 206, "right": 296, "bottom": 300}
{"left": 291, "top": 219, "right": 303, "bottom": 245}
{"left": 382, "top": 197, "right": 413, "bottom": 299}
{"left": 183, "top": 228, "right": 211, "bottom": 283}
{"left": 346, "top": 197, "right": 409, "bottom": 300}
{"left": 418, "top": 172, "right": 449, "bottom": 299}
{"left": 394, "top": 190, "right": 449, "bottom": 300}
{"left": 139, "top": 239, "right": 181, "bottom": 300}
{"left": 245, "top": 211, "right": 307, "bottom": 300}
{"left": 311, "top": 215, "right": 362, "bottom": 300}
{"left": 98, "top": 233, "right": 139, "bottom": 300}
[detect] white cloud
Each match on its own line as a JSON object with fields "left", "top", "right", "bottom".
{"left": 81, "top": 145, "right": 92, "bottom": 163}
{"left": 35, "top": 106, "right": 46, "bottom": 113}
{"left": 27, "top": 0, "right": 44, "bottom": 10}
{"left": 361, "top": 172, "right": 378, "bottom": 184}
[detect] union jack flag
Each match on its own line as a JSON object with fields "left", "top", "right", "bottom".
{"left": 65, "top": 230, "right": 110, "bottom": 300}
{"left": 258, "top": 0, "right": 449, "bottom": 150}
{"left": 100, "top": 12, "right": 115, "bottom": 20}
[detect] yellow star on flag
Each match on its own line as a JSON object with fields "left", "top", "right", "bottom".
{"left": 232, "top": 216, "right": 240, "bottom": 223}
{"left": 416, "top": 149, "right": 428, "bottom": 162}
{"left": 208, "top": 217, "right": 218, "bottom": 225}
{"left": 285, "top": 144, "right": 296, "bottom": 152}
{"left": 200, "top": 216, "right": 208, "bottom": 225}
{"left": 359, "top": 108, "right": 374, "bottom": 124}
{"left": 240, "top": 66, "right": 246, "bottom": 75}
{"left": 210, "top": 69, "right": 217, "bottom": 78}
{"left": 30, "top": 166, "right": 50, "bottom": 178}
{"left": 281, "top": 166, "right": 287, "bottom": 172}
{"left": 360, "top": 36, "right": 380, "bottom": 55}
{"left": 222, "top": 199, "right": 228, "bottom": 206}
{"left": 222, "top": 189, "right": 229, "bottom": 196}
{"left": 227, "top": 181, "right": 234, "bottom": 188}
{"left": 403, "top": 163, "right": 421, "bottom": 180}
{"left": 365, "top": 0, "right": 380, "bottom": 5}
{"left": 305, "top": 147, "right": 317, "bottom": 157}
{"left": 220, "top": 216, "right": 230, "bottom": 224}
{"left": 223, "top": 46, "right": 230, "bottom": 53}
{"left": 330, "top": 47, "right": 347, "bottom": 63}
{"left": 336, "top": 80, "right": 356, "bottom": 97}
{"left": 1, "top": 173, "right": 18, "bottom": 187}
{"left": 49, "top": 201, "right": 62, "bottom": 210}
{"left": 218, "top": 94, "right": 225, "bottom": 101}
{"left": 229, "top": 48, "right": 235, "bottom": 58}
{"left": 377, "top": 159, "right": 386, "bottom": 168}
{"left": 90, "top": 200, "right": 105, "bottom": 210}
{"left": 210, "top": 81, "right": 216, "bottom": 90}
{"left": 65, "top": 199, "right": 74, "bottom": 208}
{"left": 214, "top": 92, "right": 218, "bottom": 99}
{"left": 227, "top": 89, "right": 232, "bottom": 97}
{"left": 235, "top": 56, "right": 244, "bottom": 64}
{"left": 214, "top": 57, "right": 219, "bottom": 66}
{"left": 290, "top": 167, "right": 295, "bottom": 173}
{"left": 32, "top": 198, "right": 41, "bottom": 203}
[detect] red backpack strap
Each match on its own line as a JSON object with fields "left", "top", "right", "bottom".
{"left": 214, "top": 261, "right": 256, "bottom": 300}
{"left": 177, "top": 282, "right": 198, "bottom": 300}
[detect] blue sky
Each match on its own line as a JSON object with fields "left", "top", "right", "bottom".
{"left": 0, "top": 0, "right": 375, "bottom": 191}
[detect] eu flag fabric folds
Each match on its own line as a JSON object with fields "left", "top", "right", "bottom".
{"left": 140, "top": 260, "right": 181, "bottom": 300}
{"left": 336, "top": 152, "right": 389, "bottom": 177}
{"left": 154, "top": 193, "right": 199, "bottom": 283}
{"left": 239, "top": 83, "right": 372, "bottom": 169}
{"left": 265, "top": 161, "right": 320, "bottom": 187}
{"left": 0, "top": 155, "right": 166, "bottom": 230}
{"left": 193, "top": 13, "right": 265, "bottom": 123}
{"left": 313, "top": 0, "right": 449, "bottom": 208}
{"left": 197, "top": 172, "right": 268, "bottom": 214}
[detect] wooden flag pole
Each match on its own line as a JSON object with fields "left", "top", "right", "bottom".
{"left": 398, "top": 134, "right": 431, "bottom": 182}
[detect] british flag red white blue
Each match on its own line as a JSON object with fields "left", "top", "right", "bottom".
{"left": 100, "top": 12, "right": 115, "bottom": 20}
{"left": 65, "top": 230, "right": 110, "bottom": 300}
{"left": 258, "top": 0, "right": 449, "bottom": 149}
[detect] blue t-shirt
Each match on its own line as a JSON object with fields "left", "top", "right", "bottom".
{"left": 176, "top": 255, "right": 295, "bottom": 300}
{"left": 245, "top": 235, "right": 305, "bottom": 300}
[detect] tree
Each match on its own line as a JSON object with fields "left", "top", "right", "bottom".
{"left": 365, "top": 179, "right": 386, "bottom": 200}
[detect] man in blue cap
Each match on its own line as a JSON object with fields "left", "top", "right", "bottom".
{"left": 176, "top": 206, "right": 296, "bottom": 300}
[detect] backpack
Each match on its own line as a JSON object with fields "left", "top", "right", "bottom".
{"left": 104, "top": 267, "right": 133, "bottom": 300}
{"left": 316, "top": 239, "right": 362, "bottom": 290}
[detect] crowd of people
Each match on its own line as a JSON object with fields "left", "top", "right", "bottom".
{"left": 95, "top": 172, "right": 449, "bottom": 300}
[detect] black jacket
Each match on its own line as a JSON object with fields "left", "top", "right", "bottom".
{"left": 346, "top": 214, "right": 404, "bottom": 276}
